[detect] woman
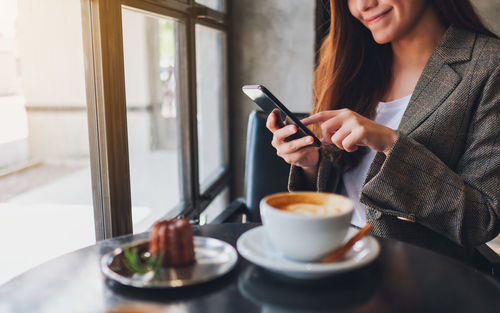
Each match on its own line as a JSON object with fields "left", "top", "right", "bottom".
{"left": 267, "top": 0, "right": 499, "bottom": 260}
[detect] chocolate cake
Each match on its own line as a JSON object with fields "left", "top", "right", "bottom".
{"left": 149, "top": 218, "right": 195, "bottom": 266}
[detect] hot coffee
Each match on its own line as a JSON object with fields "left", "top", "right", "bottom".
{"left": 266, "top": 193, "right": 349, "bottom": 217}
{"left": 280, "top": 203, "right": 342, "bottom": 216}
{"left": 260, "top": 192, "right": 354, "bottom": 261}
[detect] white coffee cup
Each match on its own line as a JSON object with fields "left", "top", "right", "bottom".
{"left": 260, "top": 192, "right": 353, "bottom": 262}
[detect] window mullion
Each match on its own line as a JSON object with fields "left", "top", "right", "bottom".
{"left": 192, "top": 5, "right": 227, "bottom": 25}
{"left": 83, "top": 0, "right": 133, "bottom": 239}
{"left": 82, "top": 0, "right": 105, "bottom": 241}
{"left": 123, "top": 0, "right": 191, "bottom": 14}
{"left": 183, "top": 15, "right": 201, "bottom": 220}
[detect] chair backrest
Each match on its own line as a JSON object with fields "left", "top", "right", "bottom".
{"left": 243, "top": 110, "right": 308, "bottom": 222}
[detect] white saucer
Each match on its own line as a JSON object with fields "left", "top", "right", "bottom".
{"left": 237, "top": 226, "right": 380, "bottom": 279}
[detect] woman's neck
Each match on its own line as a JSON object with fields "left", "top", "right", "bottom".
{"left": 391, "top": 6, "right": 446, "bottom": 71}
{"left": 383, "top": 5, "right": 446, "bottom": 102}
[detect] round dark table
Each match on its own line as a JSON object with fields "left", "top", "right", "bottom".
{"left": 1, "top": 223, "right": 500, "bottom": 313}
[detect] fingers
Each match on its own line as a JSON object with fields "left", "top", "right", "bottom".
{"left": 276, "top": 136, "right": 315, "bottom": 157}
{"left": 329, "top": 126, "right": 351, "bottom": 148}
{"left": 279, "top": 146, "right": 318, "bottom": 165}
{"left": 301, "top": 110, "right": 339, "bottom": 126}
{"left": 342, "top": 128, "right": 365, "bottom": 152}
{"left": 266, "top": 110, "right": 281, "bottom": 132}
{"left": 342, "top": 135, "right": 359, "bottom": 152}
{"left": 320, "top": 116, "right": 343, "bottom": 143}
{"left": 271, "top": 125, "right": 298, "bottom": 148}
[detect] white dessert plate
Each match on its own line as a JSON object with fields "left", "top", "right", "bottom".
{"left": 236, "top": 226, "right": 380, "bottom": 279}
{"left": 101, "top": 236, "right": 238, "bottom": 288}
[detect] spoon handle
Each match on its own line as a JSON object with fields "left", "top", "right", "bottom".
{"left": 321, "top": 224, "right": 373, "bottom": 264}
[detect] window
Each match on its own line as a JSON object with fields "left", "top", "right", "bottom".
{"left": 121, "top": 10, "right": 185, "bottom": 233}
{"left": 0, "top": 0, "right": 94, "bottom": 284}
{"left": 82, "top": 0, "right": 230, "bottom": 238}
{"left": 196, "top": 24, "right": 228, "bottom": 192}
{"left": 0, "top": 0, "right": 230, "bottom": 283}
{"left": 196, "top": 0, "right": 225, "bottom": 12}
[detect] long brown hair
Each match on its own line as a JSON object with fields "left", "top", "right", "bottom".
{"left": 314, "top": 0, "right": 496, "bottom": 169}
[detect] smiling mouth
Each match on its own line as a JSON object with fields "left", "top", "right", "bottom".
{"left": 365, "top": 8, "right": 393, "bottom": 24}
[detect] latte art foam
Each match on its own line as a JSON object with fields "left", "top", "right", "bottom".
{"left": 281, "top": 203, "right": 343, "bottom": 216}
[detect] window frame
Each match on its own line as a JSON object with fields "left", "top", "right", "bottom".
{"left": 81, "top": 0, "right": 230, "bottom": 240}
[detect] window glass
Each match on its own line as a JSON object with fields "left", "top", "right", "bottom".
{"left": 196, "top": 0, "right": 225, "bottom": 12}
{"left": 195, "top": 24, "right": 228, "bottom": 191}
{"left": 200, "top": 187, "right": 229, "bottom": 224}
{"left": 0, "top": 0, "right": 94, "bottom": 284}
{"left": 122, "top": 9, "right": 184, "bottom": 233}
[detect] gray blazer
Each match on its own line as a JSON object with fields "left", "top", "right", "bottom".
{"left": 289, "top": 26, "right": 500, "bottom": 260}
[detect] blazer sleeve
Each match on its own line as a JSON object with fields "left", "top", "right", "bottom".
{"left": 288, "top": 149, "right": 341, "bottom": 192}
{"left": 288, "top": 164, "right": 316, "bottom": 191}
{"left": 361, "top": 65, "right": 500, "bottom": 247}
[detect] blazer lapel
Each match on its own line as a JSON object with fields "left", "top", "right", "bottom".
{"left": 399, "top": 26, "right": 476, "bottom": 135}
{"left": 361, "top": 27, "right": 476, "bottom": 193}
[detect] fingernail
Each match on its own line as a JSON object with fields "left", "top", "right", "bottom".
{"left": 306, "top": 137, "right": 313, "bottom": 143}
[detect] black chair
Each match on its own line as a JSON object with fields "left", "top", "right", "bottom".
{"left": 212, "top": 110, "right": 305, "bottom": 223}
{"left": 212, "top": 110, "right": 500, "bottom": 279}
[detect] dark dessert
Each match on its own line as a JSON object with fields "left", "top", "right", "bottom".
{"left": 149, "top": 218, "right": 195, "bottom": 266}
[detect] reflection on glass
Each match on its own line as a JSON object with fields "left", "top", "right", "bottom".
{"left": 200, "top": 188, "right": 229, "bottom": 224}
{"left": 196, "top": 24, "right": 227, "bottom": 191}
{"left": 122, "top": 9, "right": 183, "bottom": 233}
{"left": 0, "top": 0, "right": 94, "bottom": 284}
{"left": 196, "top": 0, "right": 225, "bottom": 12}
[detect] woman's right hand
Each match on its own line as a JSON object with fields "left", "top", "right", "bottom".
{"left": 266, "top": 110, "right": 320, "bottom": 171}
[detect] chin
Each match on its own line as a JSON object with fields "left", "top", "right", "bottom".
{"left": 370, "top": 30, "right": 396, "bottom": 44}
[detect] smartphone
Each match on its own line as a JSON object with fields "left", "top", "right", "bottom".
{"left": 242, "top": 85, "right": 321, "bottom": 147}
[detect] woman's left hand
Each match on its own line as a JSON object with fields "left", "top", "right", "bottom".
{"left": 302, "top": 109, "right": 398, "bottom": 155}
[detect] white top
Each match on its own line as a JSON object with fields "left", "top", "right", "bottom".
{"left": 341, "top": 94, "right": 412, "bottom": 227}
